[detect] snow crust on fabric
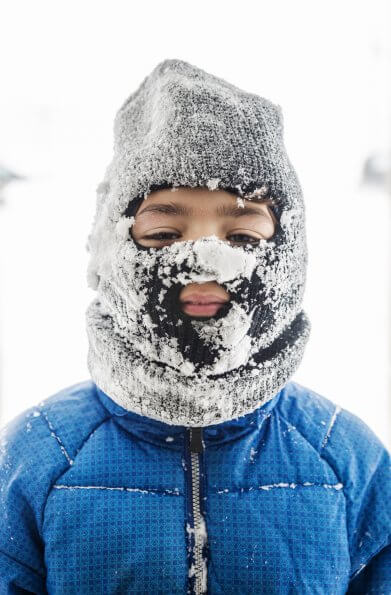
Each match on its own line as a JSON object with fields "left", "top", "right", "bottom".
{"left": 85, "top": 58, "right": 311, "bottom": 426}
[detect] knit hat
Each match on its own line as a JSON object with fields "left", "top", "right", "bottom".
{"left": 85, "top": 58, "right": 311, "bottom": 426}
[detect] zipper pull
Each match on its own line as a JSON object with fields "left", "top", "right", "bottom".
{"left": 189, "top": 427, "right": 203, "bottom": 453}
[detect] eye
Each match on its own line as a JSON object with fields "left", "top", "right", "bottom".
{"left": 228, "top": 233, "right": 261, "bottom": 245}
{"left": 143, "top": 232, "right": 180, "bottom": 241}
{"left": 139, "top": 232, "right": 262, "bottom": 245}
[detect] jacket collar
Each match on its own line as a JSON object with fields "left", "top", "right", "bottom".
{"left": 94, "top": 382, "right": 282, "bottom": 449}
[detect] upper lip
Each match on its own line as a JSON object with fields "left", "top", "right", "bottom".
{"left": 180, "top": 294, "right": 229, "bottom": 304}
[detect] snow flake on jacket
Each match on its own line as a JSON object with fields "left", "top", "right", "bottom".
{"left": 0, "top": 380, "right": 390, "bottom": 594}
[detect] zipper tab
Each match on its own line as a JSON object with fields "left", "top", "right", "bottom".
{"left": 189, "top": 427, "right": 203, "bottom": 453}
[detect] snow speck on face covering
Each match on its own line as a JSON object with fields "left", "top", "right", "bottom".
{"left": 96, "top": 235, "right": 262, "bottom": 379}
{"left": 115, "top": 215, "right": 135, "bottom": 239}
{"left": 205, "top": 178, "right": 220, "bottom": 191}
{"left": 150, "top": 235, "right": 259, "bottom": 289}
{"left": 192, "top": 302, "right": 253, "bottom": 349}
{"left": 85, "top": 58, "right": 310, "bottom": 427}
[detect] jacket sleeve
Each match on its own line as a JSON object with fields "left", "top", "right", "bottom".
{"left": 346, "top": 543, "right": 391, "bottom": 593}
{"left": 0, "top": 409, "right": 48, "bottom": 594}
{"left": 321, "top": 406, "right": 391, "bottom": 592}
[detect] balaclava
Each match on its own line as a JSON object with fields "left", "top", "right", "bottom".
{"left": 85, "top": 58, "right": 311, "bottom": 427}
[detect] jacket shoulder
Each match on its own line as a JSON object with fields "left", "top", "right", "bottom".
{"left": 275, "top": 380, "right": 341, "bottom": 453}
{"left": 0, "top": 379, "right": 110, "bottom": 580}
{"left": 314, "top": 395, "right": 391, "bottom": 580}
{"left": 277, "top": 380, "right": 390, "bottom": 477}
{"left": 34, "top": 379, "right": 110, "bottom": 458}
{"left": 1, "top": 379, "right": 107, "bottom": 450}
{"left": 0, "top": 380, "right": 110, "bottom": 529}
{"left": 277, "top": 381, "right": 391, "bottom": 580}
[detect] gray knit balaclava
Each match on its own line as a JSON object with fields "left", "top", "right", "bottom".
{"left": 85, "top": 58, "right": 311, "bottom": 427}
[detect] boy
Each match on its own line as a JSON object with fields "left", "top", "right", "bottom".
{"left": 1, "top": 58, "right": 390, "bottom": 594}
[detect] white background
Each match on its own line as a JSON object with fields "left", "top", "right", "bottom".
{"left": 0, "top": 0, "right": 390, "bottom": 449}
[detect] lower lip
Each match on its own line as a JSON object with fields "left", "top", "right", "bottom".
{"left": 181, "top": 302, "right": 225, "bottom": 316}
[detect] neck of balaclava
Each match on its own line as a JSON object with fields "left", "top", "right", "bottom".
{"left": 85, "top": 297, "right": 310, "bottom": 427}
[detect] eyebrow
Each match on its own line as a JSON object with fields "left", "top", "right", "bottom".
{"left": 136, "top": 202, "right": 271, "bottom": 218}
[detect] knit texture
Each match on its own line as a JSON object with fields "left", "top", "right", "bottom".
{"left": 85, "top": 58, "right": 311, "bottom": 426}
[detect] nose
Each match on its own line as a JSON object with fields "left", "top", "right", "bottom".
{"left": 181, "top": 221, "right": 224, "bottom": 241}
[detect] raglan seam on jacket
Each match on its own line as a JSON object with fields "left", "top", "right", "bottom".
{"left": 38, "top": 413, "right": 114, "bottom": 538}
{"left": 275, "top": 409, "right": 345, "bottom": 489}
{"left": 277, "top": 406, "right": 353, "bottom": 574}
{"left": 318, "top": 409, "right": 354, "bottom": 575}
{"left": 39, "top": 406, "right": 74, "bottom": 465}
{"left": 320, "top": 404, "right": 342, "bottom": 450}
{"left": 320, "top": 408, "right": 391, "bottom": 579}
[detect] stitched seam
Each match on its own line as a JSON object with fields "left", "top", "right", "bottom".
{"left": 39, "top": 414, "right": 113, "bottom": 537}
{"left": 0, "top": 546, "right": 46, "bottom": 580}
{"left": 52, "top": 484, "right": 182, "bottom": 496}
{"left": 318, "top": 409, "right": 354, "bottom": 574}
{"left": 276, "top": 410, "right": 344, "bottom": 486}
{"left": 212, "top": 482, "right": 344, "bottom": 494}
{"left": 277, "top": 410, "right": 351, "bottom": 573}
{"left": 320, "top": 404, "right": 342, "bottom": 449}
{"left": 39, "top": 407, "right": 73, "bottom": 465}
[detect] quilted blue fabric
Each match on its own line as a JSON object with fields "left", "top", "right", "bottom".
{"left": 0, "top": 379, "right": 390, "bottom": 594}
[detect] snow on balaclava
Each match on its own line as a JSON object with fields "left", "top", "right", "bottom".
{"left": 85, "top": 58, "right": 311, "bottom": 427}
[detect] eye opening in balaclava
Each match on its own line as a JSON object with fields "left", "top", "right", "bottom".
{"left": 120, "top": 180, "right": 290, "bottom": 329}
{"left": 121, "top": 181, "right": 284, "bottom": 325}
{"left": 122, "top": 180, "right": 285, "bottom": 249}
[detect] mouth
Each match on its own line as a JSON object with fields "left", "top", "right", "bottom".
{"left": 180, "top": 294, "right": 229, "bottom": 317}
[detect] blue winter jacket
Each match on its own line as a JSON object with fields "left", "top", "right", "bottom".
{"left": 0, "top": 379, "right": 390, "bottom": 594}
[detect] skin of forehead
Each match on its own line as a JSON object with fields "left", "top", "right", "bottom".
{"left": 140, "top": 187, "right": 263, "bottom": 209}
{"left": 134, "top": 187, "right": 275, "bottom": 222}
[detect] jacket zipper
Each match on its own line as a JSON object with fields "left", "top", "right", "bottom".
{"left": 187, "top": 427, "right": 207, "bottom": 594}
